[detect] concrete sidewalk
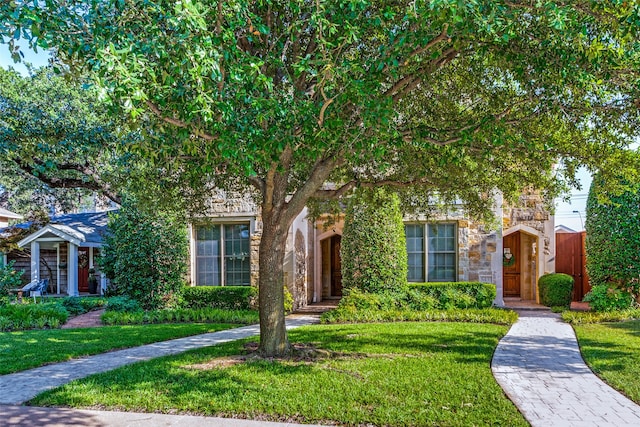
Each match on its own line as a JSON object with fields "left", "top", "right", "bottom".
{"left": 0, "top": 315, "right": 319, "bottom": 406}
{"left": 492, "top": 310, "right": 640, "bottom": 427}
{"left": 1, "top": 405, "right": 326, "bottom": 427}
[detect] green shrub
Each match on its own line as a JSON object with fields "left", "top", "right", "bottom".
{"left": 180, "top": 286, "right": 258, "bottom": 311}
{"left": 283, "top": 286, "right": 293, "bottom": 314}
{"left": 0, "top": 303, "right": 68, "bottom": 331}
{"left": 61, "top": 297, "right": 108, "bottom": 315}
{"left": 105, "top": 296, "right": 142, "bottom": 313}
{"left": 101, "top": 307, "right": 258, "bottom": 326}
{"left": 562, "top": 308, "right": 640, "bottom": 324}
{"left": 404, "top": 289, "right": 439, "bottom": 310}
{"left": 329, "top": 283, "right": 496, "bottom": 322}
{"left": 341, "top": 187, "right": 408, "bottom": 294}
{"left": 0, "top": 261, "right": 24, "bottom": 297}
{"left": 340, "top": 288, "right": 399, "bottom": 311}
{"left": 538, "top": 273, "right": 574, "bottom": 308}
{"left": 322, "top": 307, "right": 517, "bottom": 325}
{"left": 99, "top": 200, "right": 188, "bottom": 310}
{"left": 583, "top": 284, "right": 635, "bottom": 312}
{"left": 407, "top": 282, "right": 496, "bottom": 309}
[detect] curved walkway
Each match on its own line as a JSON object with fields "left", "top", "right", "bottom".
{"left": 492, "top": 310, "right": 640, "bottom": 427}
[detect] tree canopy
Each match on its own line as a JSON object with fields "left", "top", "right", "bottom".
{"left": 3, "top": 1, "right": 640, "bottom": 355}
{"left": 0, "top": 67, "right": 124, "bottom": 214}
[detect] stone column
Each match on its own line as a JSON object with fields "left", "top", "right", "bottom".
{"left": 67, "top": 243, "right": 79, "bottom": 296}
{"left": 30, "top": 241, "right": 40, "bottom": 282}
{"left": 493, "top": 192, "right": 505, "bottom": 307}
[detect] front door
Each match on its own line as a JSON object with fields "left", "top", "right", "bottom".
{"left": 78, "top": 248, "right": 90, "bottom": 293}
{"left": 503, "top": 232, "right": 521, "bottom": 298}
{"left": 330, "top": 235, "right": 343, "bottom": 297}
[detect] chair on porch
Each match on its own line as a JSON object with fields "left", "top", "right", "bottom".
{"left": 30, "top": 278, "right": 49, "bottom": 302}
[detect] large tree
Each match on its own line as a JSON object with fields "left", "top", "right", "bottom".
{"left": 3, "top": 1, "right": 640, "bottom": 356}
{"left": 0, "top": 67, "right": 123, "bottom": 213}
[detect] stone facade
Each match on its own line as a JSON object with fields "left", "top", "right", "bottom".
{"left": 189, "top": 190, "right": 553, "bottom": 307}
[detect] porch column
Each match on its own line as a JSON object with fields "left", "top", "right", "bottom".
{"left": 67, "top": 243, "right": 79, "bottom": 296}
{"left": 30, "top": 241, "right": 40, "bottom": 282}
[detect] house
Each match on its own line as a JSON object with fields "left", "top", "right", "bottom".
{"left": 1, "top": 211, "right": 111, "bottom": 295}
{"left": 188, "top": 190, "right": 555, "bottom": 309}
{"left": 0, "top": 208, "right": 23, "bottom": 267}
{"left": 0, "top": 208, "right": 22, "bottom": 230}
{"left": 3, "top": 189, "right": 555, "bottom": 306}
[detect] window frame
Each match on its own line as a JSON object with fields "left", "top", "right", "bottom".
{"left": 405, "top": 222, "right": 458, "bottom": 283}
{"left": 191, "top": 218, "right": 254, "bottom": 286}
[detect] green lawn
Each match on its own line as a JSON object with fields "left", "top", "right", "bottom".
{"left": 574, "top": 320, "right": 640, "bottom": 403}
{"left": 0, "top": 323, "right": 240, "bottom": 374}
{"left": 31, "top": 322, "right": 527, "bottom": 427}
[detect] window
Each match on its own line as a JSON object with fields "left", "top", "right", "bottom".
{"left": 195, "top": 223, "right": 250, "bottom": 286}
{"left": 405, "top": 223, "right": 457, "bottom": 282}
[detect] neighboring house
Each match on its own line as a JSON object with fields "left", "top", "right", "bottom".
{"left": 188, "top": 190, "right": 555, "bottom": 309}
{"left": 0, "top": 208, "right": 23, "bottom": 267}
{"left": 0, "top": 207, "right": 23, "bottom": 229}
{"left": 2, "top": 211, "right": 111, "bottom": 295}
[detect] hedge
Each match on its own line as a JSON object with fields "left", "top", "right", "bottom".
{"left": 181, "top": 286, "right": 258, "bottom": 311}
{"left": 407, "top": 282, "right": 497, "bottom": 309}
{"left": 538, "top": 273, "right": 574, "bottom": 308}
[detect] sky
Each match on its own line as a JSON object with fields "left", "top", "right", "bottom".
{"left": 0, "top": 43, "right": 591, "bottom": 231}
{"left": 0, "top": 41, "right": 50, "bottom": 75}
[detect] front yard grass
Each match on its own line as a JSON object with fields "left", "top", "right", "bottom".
{"left": 574, "top": 320, "right": 640, "bottom": 403}
{"left": 0, "top": 323, "right": 240, "bottom": 375}
{"left": 31, "top": 322, "right": 528, "bottom": 427}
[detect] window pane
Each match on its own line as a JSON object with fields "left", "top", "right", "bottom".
{"left": 427, "top": 224, "right": 456, "bottom": 282}
{"left": 224, "top": 224, "right": 251, "bottom": 286}
{"left": 405, "top": 225, "right": 425, "bottom": 282}
{"left": 196, "top": 225, "right": 221, "bottom": 286}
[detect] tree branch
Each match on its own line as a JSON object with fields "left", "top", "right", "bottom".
{"left": 145, "top": 101, "right": 218, "bottom": 141}
{"left": 16, "top": 160, "right": 121, "bottom": 204}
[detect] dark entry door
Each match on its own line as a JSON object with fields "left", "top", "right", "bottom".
{"left": 503, "top": 232, "right": 521, "bottom": 298}
{"left": 556, "top": 231, "right": 590, "bottom": 301}
{"left": 78, "top": 247, "right": 90, "bottom": 293}
{"left": 330, "top": 235, "right": 342, "bottom": 297}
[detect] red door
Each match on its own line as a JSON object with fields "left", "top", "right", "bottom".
{"left": 503, "top": 232, "right": 521, "bottom": 298}
{"left": 555, "top": 232, "right": 590, "bottom": 301}
{"left": 78, "top": 248, "right": 90, "bottom": 293}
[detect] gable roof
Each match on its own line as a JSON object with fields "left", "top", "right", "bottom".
{"left": 555, "top": 224, "right": 578, "bottom": 233}
{"left": 0, "top": 208, "right": 23, "bottom": 220}
{"left": 16, "top": 211, "right": 113, "bottom": 248}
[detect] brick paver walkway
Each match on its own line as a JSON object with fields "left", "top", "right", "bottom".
{"left": 492, "top": 310, "right": 640, "bottom": 427}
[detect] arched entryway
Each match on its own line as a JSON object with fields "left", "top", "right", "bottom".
{"left": 503, "top": 229, "right": 540, "bottom": 301}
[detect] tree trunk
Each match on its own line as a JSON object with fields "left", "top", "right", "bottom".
{"left": 258, "top": 210, "right": 291, "bottom": 357}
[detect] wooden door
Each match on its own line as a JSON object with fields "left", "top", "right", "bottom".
{"left": 555, "top": 232, "right": 590, "bottom": 301}
{"left": 78, "top": 247, "right": 90, "bottom": 293}
{"left": 330, "top": 235, "right": 343, "bottom": 297}
{"left": 503, "top": 232, "right": 521, "bottom": 298}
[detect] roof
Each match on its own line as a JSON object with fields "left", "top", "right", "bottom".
{"left": 0, "top": 207, "right": 23, "bottom": 220}
{"left": 16, "top": 211, "right": 114, "bottom": 248}
{"left": 555, "top": 224, "right": 578, "bottom": 233}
